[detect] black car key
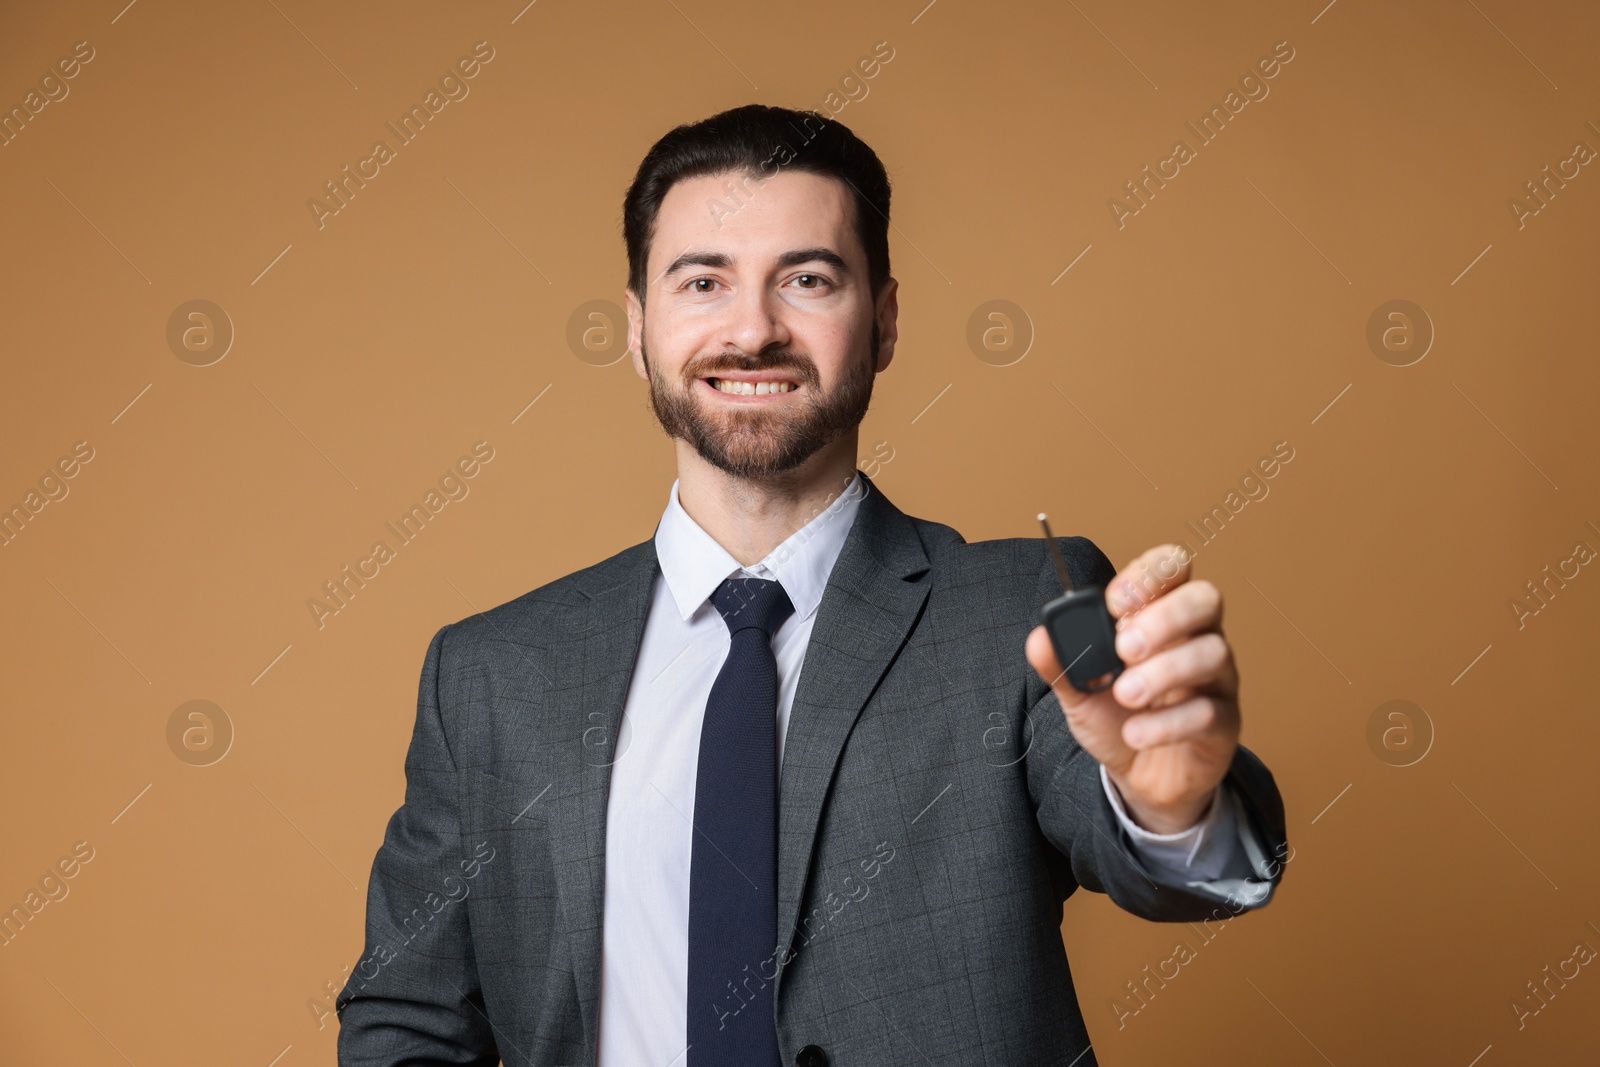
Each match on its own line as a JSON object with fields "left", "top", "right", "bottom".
{"left": 1036, "top": 513, "right": 1124, "bottom": 693}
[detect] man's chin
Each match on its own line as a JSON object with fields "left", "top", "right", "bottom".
{"left": 691, "top": 440, "right": 810, "bottom": 479}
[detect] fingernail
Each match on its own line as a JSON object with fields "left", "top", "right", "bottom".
{"left": 1116, "top": 627, "right": 1146, "bottom": 660}
{"left": 1116, "top": 672, "right": 1145, "bottom": 705}
{"left": 1126, "top": 721, "right": 1147, "bottom": 746}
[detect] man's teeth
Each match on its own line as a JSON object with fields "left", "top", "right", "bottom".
{"left": 711, "top": 378, "right": 795, "bottom": 396}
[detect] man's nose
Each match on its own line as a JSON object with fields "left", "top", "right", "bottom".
{"left": 719, "top": 284, "right": 791, "bottom": 357}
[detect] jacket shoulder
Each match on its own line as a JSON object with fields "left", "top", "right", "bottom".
{"left": 436, "top": 538, "right": 652, "bottom": 659}
{"left": 894, "top": 508, "right": 1117, "bottom": 639}
{"left": 910, "top": 511, "right": 1116, "bottom": 592}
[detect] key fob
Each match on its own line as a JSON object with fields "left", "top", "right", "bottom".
{"left": 1040, "top": 586, "right": 1124, "bottom": 693}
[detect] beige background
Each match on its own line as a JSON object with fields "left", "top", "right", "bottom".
{"left": 2, "top": 0, "right": 1598, "bottom": 1063}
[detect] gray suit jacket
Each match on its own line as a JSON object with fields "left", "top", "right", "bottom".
{"left": 336, "top": 470, "right": 1288, "bottom": 1066}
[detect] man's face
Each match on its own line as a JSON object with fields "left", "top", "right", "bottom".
{"left": 626, "top": 168, "right": 897, "bottom": 480}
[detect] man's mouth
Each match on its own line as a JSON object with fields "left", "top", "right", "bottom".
{"left": 700, "top": 374, "right": 801, "bottom": 398}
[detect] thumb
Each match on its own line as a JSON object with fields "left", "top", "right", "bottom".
{"left": 1025, "top": 624, "right": 1089, "bottom": 712}
{"left": 1025, "top": 623, "right": 1137, "bottom": 771}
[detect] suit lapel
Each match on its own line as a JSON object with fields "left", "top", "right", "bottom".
{"left": 543, "top": 537, "right": 659, "bottom": 1053}
{"left": 773, "top": 472, "right": 931, "bottom": 976}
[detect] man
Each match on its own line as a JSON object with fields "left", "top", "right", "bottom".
{"left": 337, "top": 104, "right": 1288, "bottom": 1066}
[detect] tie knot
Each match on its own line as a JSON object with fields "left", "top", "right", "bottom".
{"left": 710, "top": 576, "right": 794, "bottom": 640}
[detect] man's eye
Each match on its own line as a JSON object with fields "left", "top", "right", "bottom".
{"left": 688, "top": 278, "right": 718, "bottom": 293}
{"left": 793, "top": 274, "right": 829, "bottom": 290}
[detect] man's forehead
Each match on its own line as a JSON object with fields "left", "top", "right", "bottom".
{"left": 651, "top": 169, "right": 854, "bottom": 260}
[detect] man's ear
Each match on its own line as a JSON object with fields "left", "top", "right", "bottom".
{"left": 625, "top": 288, "right": 647, "bottom": 381}
{"left": 874, "top": 277, "right": 899, "bottom": 373}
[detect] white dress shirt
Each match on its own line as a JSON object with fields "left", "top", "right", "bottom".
{"left": 596, "top": 472, "right": 1242, "bottom": 1066}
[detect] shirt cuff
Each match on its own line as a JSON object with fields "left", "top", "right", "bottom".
{"left": 1099, "top": 762, "right": 1239, "bottom": 881}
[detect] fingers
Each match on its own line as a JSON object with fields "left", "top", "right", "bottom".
{"left": 1105, "top": 544, "right": 1193, "bottom": 618}
{"left": 1112, "top": 630, "right": 1236, "bottom": 710}
{"left": 1114, "top": 579, "right": 1223, "bottom": 662}
{"left": 1121, "top": 693, "right": 1238, "bottom": 750}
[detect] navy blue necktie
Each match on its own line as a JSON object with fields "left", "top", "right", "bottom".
{"left": 687, "top": 575, "right": 793, "bottom": 1067}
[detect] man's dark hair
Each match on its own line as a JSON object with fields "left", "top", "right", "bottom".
{"left": 622, "top": 104, "right": 892, "bottom": 308}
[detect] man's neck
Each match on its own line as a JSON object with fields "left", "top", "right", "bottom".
{"left": 673, "top": 434, "right": 861, "bottom": 568}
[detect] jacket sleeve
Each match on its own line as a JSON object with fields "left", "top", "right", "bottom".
{"left": 1024, "top": 536, "right": 1291, "bottom": 922}
{"left": 335, "top": 623, "right": 500, "bottom": 1065}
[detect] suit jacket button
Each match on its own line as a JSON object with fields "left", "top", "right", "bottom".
{"left": 795, "top": 1045, "right": 829, "bottom": 1067}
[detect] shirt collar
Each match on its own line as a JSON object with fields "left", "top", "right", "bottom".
{"left": 653, "top": 472, "right": 866, "bottom": 625}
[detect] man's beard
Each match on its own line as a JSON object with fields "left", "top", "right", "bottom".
{"left": 641, "top": 325, "right": 879, "bottom": 480}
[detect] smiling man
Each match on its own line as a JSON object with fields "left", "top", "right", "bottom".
{"left": 337, "top": 104, "right": 1289, "bottom": 1067}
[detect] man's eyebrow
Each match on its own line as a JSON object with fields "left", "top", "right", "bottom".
{"left": 773, "top": 247, "right": 851, "bottom": 275}
{"left": 661, "top": 250, "right": 731, "bottom": 279}
{"left": 659, "top": 247, "right": 852, "bottom": 280}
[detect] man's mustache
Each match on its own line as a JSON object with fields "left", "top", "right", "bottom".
{"left": 684, "top": 352, "right": 818, "bottom": 385}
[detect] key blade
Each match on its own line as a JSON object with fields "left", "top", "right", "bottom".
{"left": 1036, "top": 513, "right": 1075, "bottom": 592}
